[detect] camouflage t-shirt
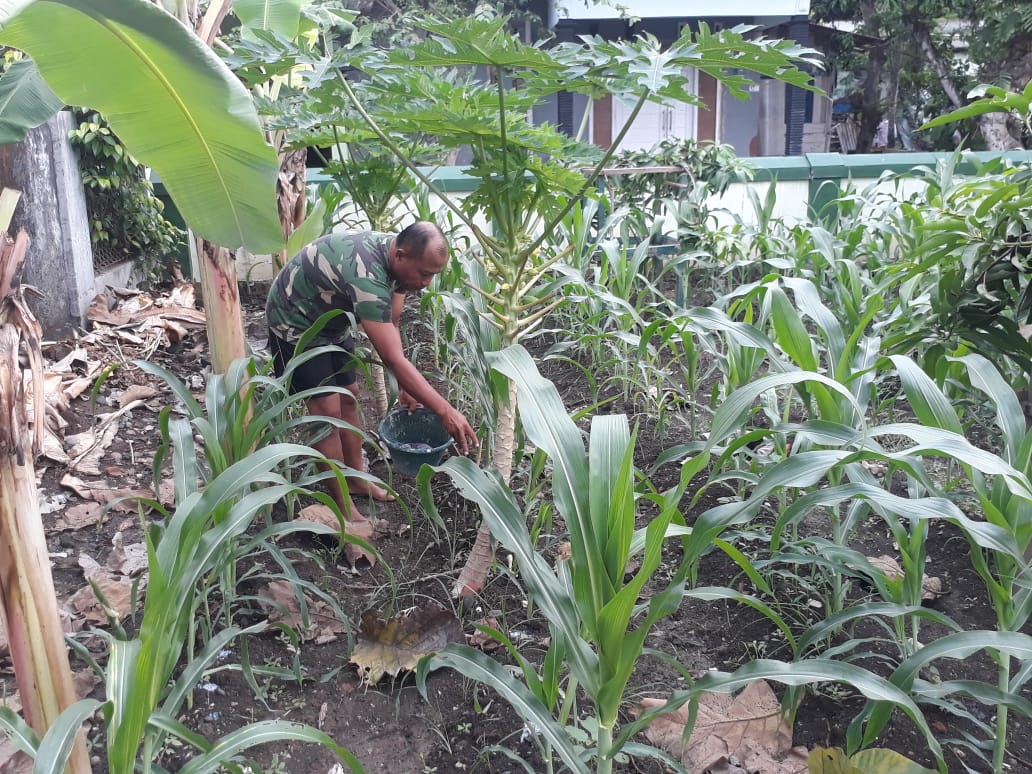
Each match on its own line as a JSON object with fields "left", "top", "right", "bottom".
{"left": 265, "top": 231, "right": 396, "bottom": 345}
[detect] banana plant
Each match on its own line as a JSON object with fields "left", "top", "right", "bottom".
{"left": 330, "top": 15, "right": 820, "bottom": 594}
{"left": 0, "top": 0, "right": 281, "bottom": 254}
{"left": 0, "top": 190, "right": 91, "bottom": 772}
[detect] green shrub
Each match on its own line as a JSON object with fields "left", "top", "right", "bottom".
{"left": 68, "top": 109, "right": 183, "bottom": 277}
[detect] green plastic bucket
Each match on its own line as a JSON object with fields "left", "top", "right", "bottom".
{"left": 378, "top": 407, "right": 452, "bottom": 477}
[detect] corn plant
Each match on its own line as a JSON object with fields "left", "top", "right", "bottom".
{"left": 133, "top": 353, "right": 379, "bottom": 633}
{"left": 418, "top": 346, "right": 946, "bottom": 772}
{"left": 417, "top": 344, "right": 695, "bottom": 773}
{"left": 0, "top": 435, "right": 361, "bottom": 773}
{"left": 847, "top": 352, "right": 1032, "bottom": 772}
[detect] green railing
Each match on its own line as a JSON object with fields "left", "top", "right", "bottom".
{"left": 153, "top": 150, "right": 1032, "bottom": 273}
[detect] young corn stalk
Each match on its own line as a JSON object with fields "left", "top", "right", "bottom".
{"left": 0, "top": 189, "right": 91, "bottom": 773}
{"left": 332, "top": 15, "right": 819, "bottom": 595}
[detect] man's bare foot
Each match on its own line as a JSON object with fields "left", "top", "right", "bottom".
{"left": 347, "top": 478, "right": 396, "bottom": 503}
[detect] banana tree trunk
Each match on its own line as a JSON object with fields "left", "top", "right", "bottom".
{"left": 196, "top": 235, "right": 246, "bottom": 374}
{"left": 453, "top": 379, "right": 516, "bottom": 597}
{"left": 0, "top": 217, "right": 90, "bottom": 773}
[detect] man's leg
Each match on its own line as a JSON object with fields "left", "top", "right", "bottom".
{"left": 306, "top": 393, "right": 369, "bottom": 525}
{"left": 338, "top": 387, "right": 395, "bottom": 502}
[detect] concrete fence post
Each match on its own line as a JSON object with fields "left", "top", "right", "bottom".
{"left": 0, "top": 110, "right": 94, "bottom": 337}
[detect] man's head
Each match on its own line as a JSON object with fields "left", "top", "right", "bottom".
{"left": 390, "top": 221, "right": 449, "bottom": 292}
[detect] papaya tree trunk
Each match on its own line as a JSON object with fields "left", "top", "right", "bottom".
{"left": 369, "top": 356, "right": 390, "bottom": 417}
{"left": 275, "top": 146, "right": 308, "bottom": 272}
{"left": 0, "top": 206, "right": 90, "bottom": 773}
{"left": 453, "top": 378, "right": 516, "bottom": 597}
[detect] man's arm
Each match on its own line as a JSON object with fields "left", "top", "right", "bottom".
{"left": 363, "top": 318, "right": 478, "bottom": 453}
{"left": 391, "top": 291, "right": 405, "bottom": 327}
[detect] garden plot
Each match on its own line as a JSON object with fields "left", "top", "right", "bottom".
{"left": 2, "top": 278, "right": 1029, "bottom": 774}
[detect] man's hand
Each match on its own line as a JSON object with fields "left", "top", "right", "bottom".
{"left": 441, "top": 405, "right": 478, "bottom": 455}
{"left": 398, "top": 389, "right": 422, "bottom": 412}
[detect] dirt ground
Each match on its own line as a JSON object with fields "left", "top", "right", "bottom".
{"left": 4, "top": 283, "right": 1032, "bottom": 774}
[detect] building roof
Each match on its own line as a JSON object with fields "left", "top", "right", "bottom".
{"left": 557, "top": 0, "right": 809, "bottom": 21}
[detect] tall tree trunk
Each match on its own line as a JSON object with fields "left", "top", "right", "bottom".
{"left": 0, "top": 217, "right": 90, "bottom": 773}
{"left": 906, "top": 12, "right": 1022, "bottom": 151}
{"left": 857, "top": 0, "right": 884, "bottom": 153}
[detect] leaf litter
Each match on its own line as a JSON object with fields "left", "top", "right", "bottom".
{"left": 633, "top": 680, "right": 809, "bottom": 774}
{"left": 350, "top": 606, "right": 463, "bottom": 685}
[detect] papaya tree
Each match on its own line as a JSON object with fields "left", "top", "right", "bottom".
{"left": 326, "top": 16, "right": 820, "bottom": 594}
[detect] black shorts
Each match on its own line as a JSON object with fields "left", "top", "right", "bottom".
{"left": 268, "top": 331, "right": 359, "bottom": 393}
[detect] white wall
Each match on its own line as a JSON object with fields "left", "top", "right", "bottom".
{"left": 558, "top": 0, "right": 809, "bottom": 21}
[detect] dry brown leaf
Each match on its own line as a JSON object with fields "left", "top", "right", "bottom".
{"left": 53, "top": 502, "right": 104, "bottom": 532}
{"left": 0, "top": 745, "right": 30, "bottom": 774}
{"left": 106, "top": 532, "right": 148, "bottom": 577}
{"left": 156, "top": 477, "right": 175, "bottom": 507}
{"left": 468, "top": 616, "right": 502, "bottom": 651}
{"left": 167, "top": 283, "right": 197, "bottom": 308}
{"left": 59, "top": 474, "right": 153, "bottom": 512}
{"left": 118, "top": 384, "right": 160, "bottom": 407}
{"left": 66, "top": 417, "right": 121, "bottom": 476}
{"left": 67, "top": 552, "right": 146, "bottom": 624}
{"left": 297, "top": 505, "right": 378, "bottom": 569}
{"left": 255, "top": 580, "right": 348, "bottom": 643}
{"left": 634, "top": 681, "right": 808, "bottom": 774}
{"left": 42, "top": 425, "right": 69, "bottom": 464}
{"left": 297, "top": 503, "right": 344, "bottom": 530}
{"left": 555, "top": 541, "right": 572, "bottom": 562}
{"left": 47, "top": 346, "right": 89, "bottom": 374}
{"left": 350, "top": 606, "right": 463, "bottom": 685}
{"left": 865, "top": 555, "right": 944, "bottom": 601}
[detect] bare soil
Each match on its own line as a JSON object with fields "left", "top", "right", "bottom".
{"left": 5, "top": 284, "right": 1032, "bottom": 774}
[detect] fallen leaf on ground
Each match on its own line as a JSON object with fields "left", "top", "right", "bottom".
{"left": 297, "top": 503, "right": 344, "bottom": 530}
{"left": 65, "top": 416, "right": 121, "bottom": 476}
{"left": 118, "top": 384, "right": 160, "bottom": 407}
{"left": 295, "top": 504, "right": 378, "bottom": 569}
{"left": 255, "top": 580, "right": 348, "bottom": 643}
{"left": 350, "top": 606, "right": 463, "bottom": 685}
{"left": 633, "top": 680, "right": 808, "bottom": 774}
{"left": 53, "top": 502, "right": 104, "bottom": 532}
{"left": 865, "top": 555, "right": 944, "bottom": 601}
{"left": 106, "top": 532, "right": 148, "bottom": 576}
{"left": 59, "top": 474, "right": 153, "bottom": 512}
{"left": 156, "top": 477, "right": 175, "bottom": 507}
{"left": 67, "top": 551, "right": 146, "bottom": 624}
{"left": 468, "top": 617, "right": 502, "bottom": 651}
